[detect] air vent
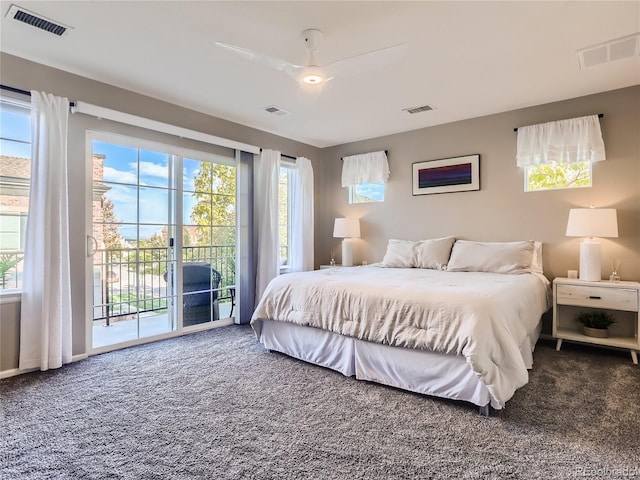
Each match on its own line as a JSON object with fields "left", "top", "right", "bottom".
{"left": 577, "top": 33, "right": 640, "bottom": 69}
{"left": 402, "top": 105, "right": 434, "bottom": 115}
{"left": 6, "top": 4, "right": 72, "bottom": 36}
{"left": 263, "top": 105, "right": 290, "bottom": 116}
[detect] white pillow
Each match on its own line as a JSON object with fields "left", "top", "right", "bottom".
{"left": 531, "top": 241, "right": 543, "bottom": 274}
{"left": 414, "top": 236, "right": 456, "bottom": 270}
{"left": 380, "top": 239, "right": 416, "bottom": 268}
{"left": 446, "top": 240, "right": 534, "bottom": 274}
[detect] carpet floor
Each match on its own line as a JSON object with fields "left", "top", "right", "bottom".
{"left": 1, "top": 324, "right": 639, "bottom": 479}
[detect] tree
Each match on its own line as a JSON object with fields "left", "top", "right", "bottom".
{"left": 101, "top": 197, "right": 124, "bottom": 249}
{"left": 527, "top": 161, "right": 590, "bottom": 191}
{"left": 190, "top": 163, "right": 236, "bottom": 246}
{"left": 136, "top": 227, "right": 192, "bottom": 275}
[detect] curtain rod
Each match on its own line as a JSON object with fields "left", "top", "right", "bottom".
{"left": 0, "top": 84, "right": 30, "bottom": 96}
{"left": 1, "top": 84, "right": 260, "bottom": 154}
{"left": 258, "top": 149, "right": 297, "bottom": 160}
{"left": 513, "top": 114, "right": 604, "bottom": 132}
{"left": 341, "top": 150, "right": 388, "bottom": 160}
{"left": 71, "top": 101, "right": 260, "bottom": 153}
{"left": 0, "top": 85, "right": 78, "bottom": 108}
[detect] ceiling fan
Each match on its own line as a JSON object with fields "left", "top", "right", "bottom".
{"left": 215, "top": 29, "right": 408, "bottom": 88}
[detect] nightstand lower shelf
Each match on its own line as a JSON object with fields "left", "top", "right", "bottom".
{"left": 554, "top": 329, "right": 639, "bottom": 364}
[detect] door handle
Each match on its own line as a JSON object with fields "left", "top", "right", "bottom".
{"left": 87, "top": 235, "right": 98, "bottom": 257}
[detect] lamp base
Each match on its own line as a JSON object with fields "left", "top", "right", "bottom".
{"left": 579, "top": 240, "right": 601, "bottom": 282}
{"left": 342, "top": 238, "right": 355, "bottom": 267}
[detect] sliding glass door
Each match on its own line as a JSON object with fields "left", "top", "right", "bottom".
{"left": 88, "top": 132, "right": 236, "bottom": 351}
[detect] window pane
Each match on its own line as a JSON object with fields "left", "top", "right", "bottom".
{"left": 93, "top": 141, "right": 138, "bottom": 185}
{"left": 278, "top": 167, "right": 290, "bottom": 267}
{"left": 526, "top": 161, "right": 592, "bottom": 192}
{"left": 349, "top": 182, "right": 385, "bottom": 204}
{"left": 102, "top": 183, "right": 138, "bottom": 224}
{"left": 139, "top": 150, "right": 170, "bottom": 188}
{"left": 0, "top": 97, "right": 30, "bottom": 291}
{"left": 139, "top": 187, "right": 170, "bottom": 224}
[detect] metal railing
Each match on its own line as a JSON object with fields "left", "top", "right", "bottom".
{"left": 93, "top": 245, "right": 236, "bottom": 324}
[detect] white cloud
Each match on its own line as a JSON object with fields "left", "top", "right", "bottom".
{"left": 137, "top": 161, "right": 169, "bottom": 179}
{"left": 103, "top": 166, "right": 138, "bottom": 184}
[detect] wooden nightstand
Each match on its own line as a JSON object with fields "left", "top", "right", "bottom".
{"left": 553, "top": 277, "right": 640, "bottom": 364}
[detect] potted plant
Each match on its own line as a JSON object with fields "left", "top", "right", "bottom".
{"left": 576, "top": 311, "right": 615, "bottom": 338}
{"left": 0, "top": 253, "right": 23, "bottom": 289}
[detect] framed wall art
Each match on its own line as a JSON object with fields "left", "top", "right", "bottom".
{"left": 412, "top": 154, "right": 480, "bottom": 195}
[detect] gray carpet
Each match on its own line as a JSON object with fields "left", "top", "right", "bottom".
{"left": 1, "top": 324, "right": 639, "bottom": 480}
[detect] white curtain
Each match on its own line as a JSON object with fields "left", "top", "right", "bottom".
{"left": 516, "top": 114, "right": 605, "bottom": 167}
{"left": 341, "top": 150, "right": 389, "bottom": 186}
{"left": 19, "top": 91, "right": 72, "bottom": 371}
{"left": 254, "top": 149, "right": 281, "bottom": 305}
{"left": 290, "top": 157, "right": 314, "bottom": 272}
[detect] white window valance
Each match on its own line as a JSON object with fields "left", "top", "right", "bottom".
{"left": 341, "top": 150, "right": 389, "bottom": 187}
{"left": 516, "top": 115, "right": 605, "bottom": 167}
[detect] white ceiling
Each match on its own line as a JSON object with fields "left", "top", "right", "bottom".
{"left": 1, "top": 1, "right": 639, "bottom": 148}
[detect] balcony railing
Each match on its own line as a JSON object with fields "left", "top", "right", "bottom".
{"left": 93, "top": 245, "right": 235, "bottom": 324}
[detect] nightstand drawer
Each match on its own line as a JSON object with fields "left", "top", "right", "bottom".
{"left": 556, "top": 284, "right": 638, "bottom": 312}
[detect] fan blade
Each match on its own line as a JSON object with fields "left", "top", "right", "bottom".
{"left": 324, "top": 43, "right": 408, "bottom": 79}
{"left": 215, "top": 41, "right": 303, "bottom": 74}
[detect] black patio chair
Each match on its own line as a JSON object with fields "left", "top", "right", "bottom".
{"left": 163, "top": 262, "right": 222, "bottom": 326}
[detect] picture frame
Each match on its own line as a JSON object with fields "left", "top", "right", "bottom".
{"left": 412, "top": 154, "right": 480, "bottom": 195}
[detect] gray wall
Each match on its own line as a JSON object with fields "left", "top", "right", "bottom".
{"left": 1, "top": 52, "right": 639, "bottom": 373}
{"left": 317, "top": 86, "right": 640, "bottom": 284}
{"left": 0, "top": 53, "right": 321, "bottom": 372}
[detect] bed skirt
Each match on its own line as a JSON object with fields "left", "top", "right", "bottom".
{"left": 258, "top": 319, "right": 493, "bottom": 408}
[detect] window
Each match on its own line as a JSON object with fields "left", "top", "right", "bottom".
{"left": 278, "top": 165, "right": 292, "bottom": 268}
{"left": 525, "top": 161, "right": 592, "bottom": 192}
{"left": 342, "top": 151, "right": 388, "bottom": 203}
{"left": 517, "top": 115, "right": 602, "bottom": 192}
{"left": 349, "top": 182, "right": 385, "bottom": 204}
{"left": 89, "top": 131, "right": 238, "bottom": 350}
{"left": 0, "top": 94, "right": 31, "bottom": 291}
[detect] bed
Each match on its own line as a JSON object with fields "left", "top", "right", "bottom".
{"left": 251, "top": 238, "right": 551, "bottom": 414}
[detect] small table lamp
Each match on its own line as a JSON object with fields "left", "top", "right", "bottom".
{"left": 566, "top": 208, "right": 618, "bottom": 282}
{"left": 333, "top": 218, "right": 361, "bottom": 267}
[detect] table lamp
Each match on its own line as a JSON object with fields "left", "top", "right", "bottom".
{"left": 566, "top": 208, "right": 618, "bottom": 282}
{"left": 333, "top": 218, "right": 360, "bottom": 267}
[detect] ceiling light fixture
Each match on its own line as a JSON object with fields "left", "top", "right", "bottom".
{"left": 300, "top": 65, "right": 325, "bottom": 85}
{"left": 303, "top": 73, "right": 323, "bottom": 84}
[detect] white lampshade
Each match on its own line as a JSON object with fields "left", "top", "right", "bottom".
{"left": 566, "top": 208, "right": 618, "bottom": 282}
{"left": 566, "top": 208, "right": 618, "bottom": 238}
{"left": 333, "top": 218, "right": 360, "bottom": 267}
{"left": 333, "top": 218, "right": 361, "bottom": 239}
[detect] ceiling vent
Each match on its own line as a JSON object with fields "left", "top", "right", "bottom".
{"left": 6, "top": 4, "right": 72, "bottom": 36}
{"left": 263, "top": 105, "right": 290, "bottom": 117}
{"left": 577, "top": 33, "right": 640, "bottom": 69}
{"left": 402, "top": 105, "right": 434, "bottom": 115}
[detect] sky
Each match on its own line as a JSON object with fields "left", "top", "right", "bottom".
{"left": 0, "top": 107, "right": 31, "bottom": 158}
{"left": 0, "top": 102, "right": 234, "bottom": 244}
{"left": 1, "top": 103, "right": 237, "bottom": 246}
{"left": 93, "top": 140, "right": 208, "bottom": 241}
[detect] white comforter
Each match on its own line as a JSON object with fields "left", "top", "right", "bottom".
{"left": 251, "top": 266, "right": 550, "bottom": 408}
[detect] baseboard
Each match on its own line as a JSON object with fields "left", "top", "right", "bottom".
{"left": 0, "top": 367, "right": 37, "bottom": 379}
{"left": 0, "top": 353, "right": 89, "bottom": 379}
